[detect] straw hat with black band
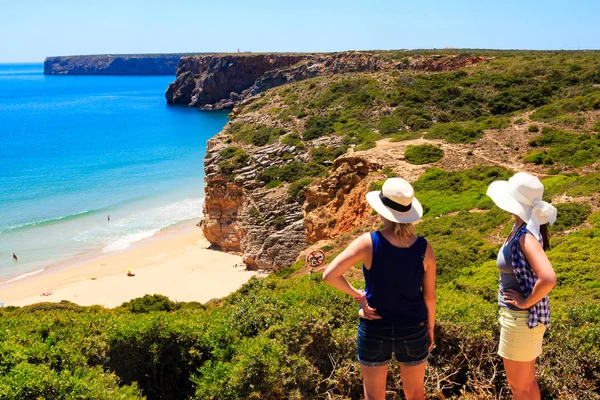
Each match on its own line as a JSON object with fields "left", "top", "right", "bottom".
{"left": 486, "top": 172, "right": 557, "bottom": 239}
{"left": 366, "top": 178, "right": 423, "bottom": 223}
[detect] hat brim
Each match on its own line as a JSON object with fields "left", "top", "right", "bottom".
{"left": 486, "top": 181, "right": 531, "bottom": 221}
{"left": 366, "top": 191, "right": 423, "bottom": 223}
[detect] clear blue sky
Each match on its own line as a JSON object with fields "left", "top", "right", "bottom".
{"left": 1, "top": 0, "right": 599, "bottom": 62}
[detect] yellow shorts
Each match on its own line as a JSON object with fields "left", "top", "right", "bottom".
{"left": 498, "top": 308, "right": 546, "bottom": 362}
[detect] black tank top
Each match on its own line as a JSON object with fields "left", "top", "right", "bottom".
{"left": 363, "top": 231, "right": 428, "bottom": 324}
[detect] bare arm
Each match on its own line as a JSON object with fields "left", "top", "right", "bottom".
{"left": 322, "top": 233, "right": 379, "bottom": 319}
{"left": 422, "top": 242, "right": 436, "bottom": 349}
{"left": 504, "top": 233, "right": 557, "bottom": 309}
{"left": 322, "top": 233, "right": 371, "bottom": 299}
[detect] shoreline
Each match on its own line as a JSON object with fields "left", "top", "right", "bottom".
{"left": 0, "top": 217, "right": 202, "bottom": 287}
{"left": 0, "top": 222, "right": 258, "bottom": 308}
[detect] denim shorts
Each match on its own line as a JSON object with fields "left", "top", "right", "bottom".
{"left": 357, "top": 318, "right": 429, "bottom": 367}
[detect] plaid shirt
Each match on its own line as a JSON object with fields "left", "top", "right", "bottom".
{"left": 510, "top": 226, "right": 550, "bottom": 328}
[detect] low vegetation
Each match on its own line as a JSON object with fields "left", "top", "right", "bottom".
{"left": 217, "top": 146, "right": 250, "bottom": 175}
{"left": 404, "top": 144, "right": 444, "bottom": 164}
{"left": 524, "top": 127, "right": 600, "bottom": 167}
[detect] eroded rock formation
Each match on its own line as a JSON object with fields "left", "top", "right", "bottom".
{"left": 304, "top": 156, "right": 381, "bottom": 243}
{"left": 200, "top": 130, "right": 314, "bottom": 269}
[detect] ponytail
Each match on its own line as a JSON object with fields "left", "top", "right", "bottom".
{"left": 393, "top": 222, "right": 415, "bottom": 244}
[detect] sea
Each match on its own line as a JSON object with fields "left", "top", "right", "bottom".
{"left": 0, "top": 63, "right": 228, "bottom": 283}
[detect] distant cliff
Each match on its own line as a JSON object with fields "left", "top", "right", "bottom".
{"left": 166, "top": 52, "right": 491, "bottom": 110}
{"left": 43, "top": 54, "right": 200, "bottom": 75}
{"left": 166, "top": 54, "right": 307, "bottom": 109}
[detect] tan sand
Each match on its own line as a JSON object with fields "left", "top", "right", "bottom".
{"left": 0, "top": 224, "right": 257, "bottom": 308}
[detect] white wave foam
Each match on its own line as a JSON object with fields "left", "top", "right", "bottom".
{"left": 1, "top": 268, "right": 46, "bottom": 285}
{"left": 98, "top": 197, "right": 204, "bottom": 253}
{"left": 102, "top": 229, "right": 160, "bottom": 252}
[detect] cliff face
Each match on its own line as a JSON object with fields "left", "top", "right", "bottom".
{"left": 303, "top": 156, "right": 381, "bottom": 243}
{"left": 166, "top": 53, "right": 491, "bottom": 110}
{"left": 43, "top": 54, "right": 191, "bottom": 75}
{"left": 201, "top": 133, "right": 315, "bottom": 269}
{"left": 165, "top": 55, "right": 306, "bottom": 109}
{"left": 197, "top": 52, "right": 493, "bottom": 270}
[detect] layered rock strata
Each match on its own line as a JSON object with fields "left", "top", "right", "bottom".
{"left": 201, "top": 132, "right": 317, "bottom": 269}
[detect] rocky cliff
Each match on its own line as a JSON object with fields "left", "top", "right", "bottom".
{"left": 196, "top": 52, "right": 496, "bottom": 270}
{"left": 165, "top": 54, "right": 306, "bottom": 109}
{"left": 166, "top": 52, "right": 491, "bottom": 110}
{"left": 43, "top": 54, "right": 197, "bottom": 75}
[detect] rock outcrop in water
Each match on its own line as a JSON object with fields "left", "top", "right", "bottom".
{"left": 43, "top": 54, "right": 196, "bottom": 75}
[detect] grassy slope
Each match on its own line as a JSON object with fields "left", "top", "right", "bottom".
{"left": 1, "top": 51, "right": 600, "bottom": 399}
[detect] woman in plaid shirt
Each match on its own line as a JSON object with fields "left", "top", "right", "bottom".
{"left": 486, "top": 172, "right": 557, "bottom": 400}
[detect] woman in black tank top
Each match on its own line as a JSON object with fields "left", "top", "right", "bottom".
{"left": 324, "top": 178, "right": 437, "bottom": 400}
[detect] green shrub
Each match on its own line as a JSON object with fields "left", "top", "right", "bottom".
{"left": 547, "top": 167, "right": 561, "bottom": 175}
{"left": 593, "top": 121, "right": 600, "bottom": 133}
{"left": 528, "top": 124, "right": 540, "bottom": 132}
{"left": 120, "top": 294, "right": 181, "bottom": 313}
{"left": 527, "top": 127, "right": 600, "bottom": 167}
{"left": 378, "top": 116, "right": 404, "bottom": 135}
{"left": 10, "top": 300, "right": 88, "bottom": 315}
{"left": 228, "top": 123, "right": 285, "bottom": 146}
{"left": 281, "top": 133, "right": 303, "bottom": 147}
{"left": 407, "top": 115, "right": 432, "bottom": 130}
{"left": 413, "top": 166, "right": 513, "bottom": 216}
{"left": 551, "top": 202, "right": 591, "bottom": 232}
{"left": 310, "top": 145, "right": 347, "bottom": 164}
{"left": 425, "top": 122, "right": 484, "bottom": 143}
{"left": 258, "top": 161, "right": 308, "bottom": 184}
{"left": 265, "top": 180, "right": 282, "bottom": 189}
{"left": 369, "top": 179, "right": 385, "bottom": 192}
{"left": 287, "top": 178, "right": 314, "bottom": 203}
{"left": 303, "top": 114, "right": 335, "bottom": 140}
{"left": 543, "top": 173, "right": 600, "bottom": 198}
{"left": 218, "top": 147, "right": 250, "bottom": 175}
{"left": 524, "top": 150, "right": 549, "bottom": 165}
{"left": 473, "top": 116, "right": 510, "bottom": 130}
{"left": 404, "top": 144, "right": 444, "bottom": 165}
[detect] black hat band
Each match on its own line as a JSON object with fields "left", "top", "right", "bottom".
{"left": 379, "top": 192, "right": 412, "bottom": 213}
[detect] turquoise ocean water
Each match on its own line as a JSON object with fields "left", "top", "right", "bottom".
{"left": 0, "top": 64, "right": 228, "bottom": 282}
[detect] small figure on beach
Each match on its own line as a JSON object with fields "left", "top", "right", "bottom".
{"left": 127, "top": 268, "right": 135, "bottom": 277}
{"left": 40, "top": 291, "right": 52, "bottom": 297}
{"left": 12, "top": 253, "right": 18, "bottom": 261}
{"left": 108, "top": 215, "right": 110, "bottom": 222}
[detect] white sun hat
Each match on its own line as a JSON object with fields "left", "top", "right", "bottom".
{"left": 486, "top": 172, "right": 557, "bottom": 239}
{"left": 366, "top": 178, "right": 423, "bottom": 223}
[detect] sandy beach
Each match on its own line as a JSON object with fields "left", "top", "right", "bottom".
{"left": 0, "top": 223, "right": 258, "bottom": 308}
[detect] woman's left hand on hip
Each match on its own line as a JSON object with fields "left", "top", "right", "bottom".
{"left": 504, "top": 289, "right": 529, "bottom": 309}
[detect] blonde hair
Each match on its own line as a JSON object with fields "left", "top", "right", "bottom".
{"left": 392, "top": 222, "right": 415, "bottom": 243}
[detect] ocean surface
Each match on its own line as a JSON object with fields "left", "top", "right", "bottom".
{"left": 0, "top": 64, "right": 228, "bottom": 282}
